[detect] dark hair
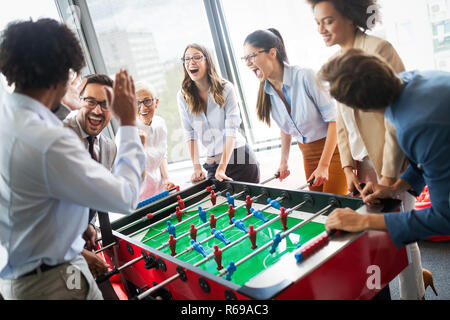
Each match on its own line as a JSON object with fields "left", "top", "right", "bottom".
{"left": 306, "top": 0, "right": 381, "bottom": 31}
{"left": 318, "top": 49, "right": 403, "bottom": 111}
{"left": 181, "top": 43, "right": 226, "bottom": 115}
{"left": 244, "top": 28, "right": 288, "bottom": 126}
{"left": 0, "top": 18, "right": 85, "bottom": 90}
{"left": 80, "top": 74, "right": 114, "bottom": 96}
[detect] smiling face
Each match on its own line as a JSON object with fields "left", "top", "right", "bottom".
{"left": 77, "top": 83, "right": 112, "bottom": 137}
{"left": 243, "top": 43, "right": 277, "bottom": 82}
{"left": 184, "top": 47, "right": 208, "bottom": 83}
{"left": 313, "top": 1, "right": 356, "bottom": 48}
{"left": 136, "top": 89, "right": 158, "bottom": 126}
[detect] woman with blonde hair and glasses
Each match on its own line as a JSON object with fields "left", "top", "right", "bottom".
{"left": 307, "top": 0, "right": 431, "bottom": 299}
{"left": 177, "top": 43, "right": 260, "bottom": 183}
{"left": 242, "top": 29, "right": 347, "bottom": 194}
{"left": 135, "top": 81, "right": 175, "bottom": 201}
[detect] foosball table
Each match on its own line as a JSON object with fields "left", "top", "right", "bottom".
{"left": 96, "top": 178, "right": 408, "bottom": 300}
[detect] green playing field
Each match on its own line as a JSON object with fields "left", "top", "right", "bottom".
{"left": 132, "top": 202, "right": 325, "bottom": 286}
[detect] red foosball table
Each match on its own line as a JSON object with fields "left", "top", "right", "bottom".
{"left": 96, "top": 179, "right": 408, "bottom": 300}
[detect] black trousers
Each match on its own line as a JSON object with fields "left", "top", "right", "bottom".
{"left": 203, "top": 144, "right": 260, "bottom": 184}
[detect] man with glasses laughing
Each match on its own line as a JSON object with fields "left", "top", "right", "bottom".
{"left": 63, "top": 74, "right": 117, "bottom": 255}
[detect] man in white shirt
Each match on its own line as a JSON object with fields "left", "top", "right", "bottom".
{"left": 0, "top": 19, "right": 145, "bottom": 300}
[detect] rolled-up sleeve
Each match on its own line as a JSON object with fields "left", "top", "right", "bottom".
{"left": 223, "top": 83, "right": 242, "bottom": 137}
{"left": 46, "top": 126, "right": 146, "bottom": 213}
{"left": 385, "top": 199, "right": 450, "bottom": 248}
{"left": 177, "top": 91, "right": 198, "bottom": 142}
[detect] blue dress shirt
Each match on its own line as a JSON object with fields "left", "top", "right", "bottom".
{"left": 264, "top": 63, "right": 336, "bottom": 144}
{"left": 0, "top": 92, "right": 146, "bottom": 280}
{"left": 383, "top": 70, "right": 450, "bottom": 248}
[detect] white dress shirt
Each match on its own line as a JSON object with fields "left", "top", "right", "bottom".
{"left": 177, "top": 82, "right": 246, "bottom": 157}
{"left": 137, "top": 116, "right": 167, "bottom": 201}
{"left": 0, "top": 92, "right": 146, "bottom": 280}
{"left": 339, "top": 104, "right": 368, "bottom": 161}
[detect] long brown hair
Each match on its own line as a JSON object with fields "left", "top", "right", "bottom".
{"left": 181, "top": 43, "right": 226, "bottom": 115}
{"left": 244, "top": 29, "right": 288, "bottom": 126}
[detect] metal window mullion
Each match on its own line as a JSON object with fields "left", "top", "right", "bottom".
{"left": 203, "top": 0, "right": 256, "bottom": 146}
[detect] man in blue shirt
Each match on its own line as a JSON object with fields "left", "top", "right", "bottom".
{"left": 318, "top": 49, "right": 450, "bottom": 249}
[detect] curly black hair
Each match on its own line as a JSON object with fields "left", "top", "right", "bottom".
{"left": 0, "top": 18, "right": 85, "bottom": 90}
{"left": 306, "top": 0, "right": 381, "bottom": 31}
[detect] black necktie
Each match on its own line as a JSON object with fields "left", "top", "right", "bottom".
{"left": 86, "top": 135, "right": 115, "bottom": 246}
{"left": 87, "top": 136, "right": 97, "bottom": 162}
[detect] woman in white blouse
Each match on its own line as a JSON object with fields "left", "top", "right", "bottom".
{"left": 135, "top": 82, "right": 175, "bottom": 201}
{"left": 177, "top": 43, "right": 260, "bottom": 183}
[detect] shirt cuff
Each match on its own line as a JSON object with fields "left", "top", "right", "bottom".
{"left": 318, "top": 103, "right": 337, "bottom": 122}
{"left": 115, "top": 126, "right": 140, "bottom": 144}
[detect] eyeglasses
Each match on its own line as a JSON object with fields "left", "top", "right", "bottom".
{"left": 137, "top": 98, "right": 157, "bottom": 108}
{"left": 181, "top": 55, "right": 205, "bottom": 64}
{"left": 241, "top": 50, "right": 269, "bottom": 64}
{"left": 81, "top": 97, "right": 109, "bottom": 111}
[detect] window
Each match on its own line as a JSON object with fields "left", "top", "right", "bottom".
{"left": 0, "top": 0, "right": 60, "bottom": 92}
{"left": 86, "top": 0, "right": 219, "bottom": 164}
{"left": 370, "top": 0, "right": 450, "bottom": 72}
{"left": 221, "top": 0, "right": 338, "bottom": 149}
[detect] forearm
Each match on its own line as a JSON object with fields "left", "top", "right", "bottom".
{"left": 218, "top": 136, "right": 236, "bottom": 171}
{"left": 159, "top": 158, "right": 170, "bottom": 181}
{"left": 391, "top": 178, "right": 412, "bottom": 196}
{"left": 188, "top": 140, "right": 202, "bottom": 170}
{"left": 364, "top": 214, "right": 388, "bottom": 231}
{"left": 280, "top": 131, "right": 292, "bottom": 164}
{"left": 318, "top": 122, "right": 338, "bottom": 168}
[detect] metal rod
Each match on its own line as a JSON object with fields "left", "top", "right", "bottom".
{"left": 117, "top": 186, "right": 216, "bottom": 234}
{"left": 94, "top": 241, "right": 116, "bottom": 254}
{"left": 260, "top": 173, "right": 280, "bottom": 185}
{"left": 137, "top": 189, "right": 245, "bottom": 242}
{"left": 218, "top": 203, "right": 333, "bottom": 277}
{"left": 136, "top": 198, "right": 305, "bottom": 301}
{"left": 121, "top": 174, "right": 279, "bottom": 236}
{"left": 161, "top": 193, "right": 266, "bottom": 252}
{"left": 122, "top": 187, "right": 225, "bottom": 238}
{"left": 173, "top": 195, "right": 282, "bottom": 257}
{"left": 137, "top": 197, "right": 308, "bottom": 300}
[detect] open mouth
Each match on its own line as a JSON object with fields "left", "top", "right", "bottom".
{"left": 251, "top": 67, "right": 263, "bottom": 79}
{"left": 87, "top": 115, "right": 104, "bottom": 129}
{"left": 323, "top": 35, "right": 332, "bottom": 43}
{"left": 189, "top": 68, "right": 200, "bottom": 76}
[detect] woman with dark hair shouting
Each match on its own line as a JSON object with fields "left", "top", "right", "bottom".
{"left": 177, "top": 44, "right": 260, "bottom": 183}
{"left": 243, "top": 29, "right": 346, "bottom": 194}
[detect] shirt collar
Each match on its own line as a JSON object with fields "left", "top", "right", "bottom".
{"left": 264, "top": 62, "right": 293, "bottom": 95}
{"left": 6, "top": 92, "right": 63, "bottom": 127}
{"left": 74, "top": 112, "right": 91, "bottom": 140}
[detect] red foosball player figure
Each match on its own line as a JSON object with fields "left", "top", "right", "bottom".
{"left": 227, "top": 205, "right": 235, "bottom": 225}
{"left": 175, "top": 206, "right": 184, "bottom": 223}
{"left": 280, "top": 207, "right": 288, "bottom": 231}
{"left": 177, "top": 196, "right": 185, "bottom": 210}
{"left": 190, "top": 224, "right": 198, "bottom": 242}
{"left": 169, "top": 234, "right": 177, "bottom": 256}
{"left": 245, "top": 195, "right": 253, "bottom": 215}
{"left": 209, "top": 214, "right": 218, "bottom": 232}
{"left": 213, "top": 245, "right": 223, "bottom": 270}
{"left": 210, "top": 191, "right": 217, "bottom": 206}
{"left": 249, "top": 225, "right": 257, "bottom": 249}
